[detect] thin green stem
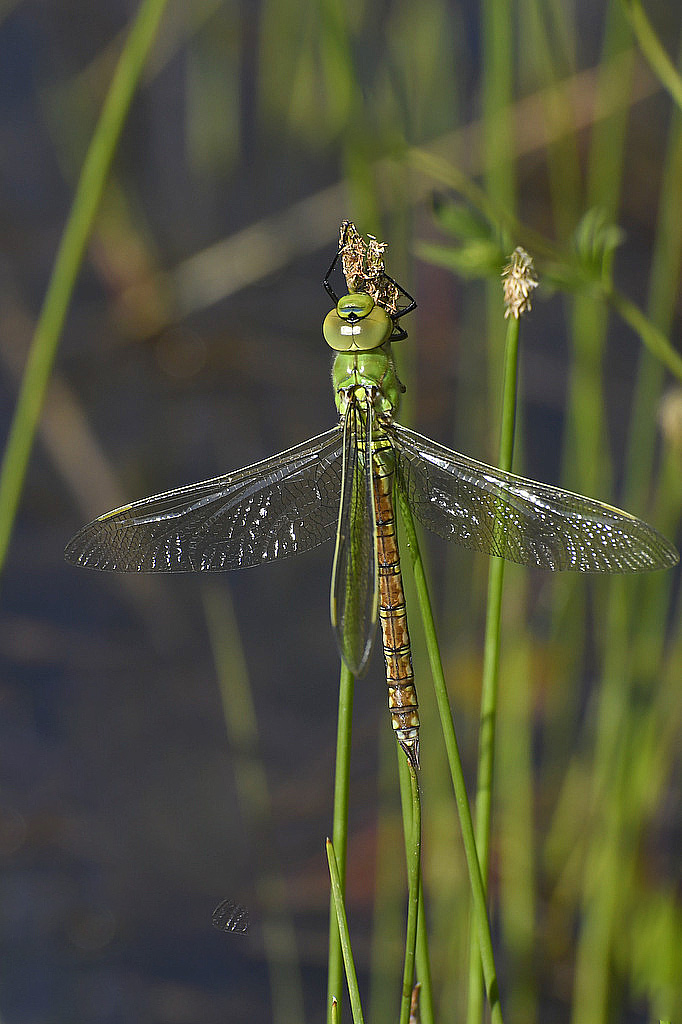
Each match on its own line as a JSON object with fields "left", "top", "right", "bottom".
{"left": 623, "top": 115, "right": 682, "bottom": 508}
{"left": 603, "top": 283, "right": 682, "bottom": 381}
{"left": 327, "top": 839, "right": 365, "bottom": 1024}
{"left": 327, "top": 661, "right": 355, "bottom": 1022}
{"left": 368, "top": 722, "right": 407, "bottom": 1021}
{"left": 0, "top": 0, "right": 170, "bottom": 578}
{"left": 481, "top": 0, "right": 516, "bottom": 435}
{"left": 397, "top": 763, "right": 422, "bottom": 1024}
{"left": 522, "top": 0, "right": 581, "bottom": 241}
{"left": 497, "top": 317, "right": 521, "bottom": 473}
{"left": 415, "top": 882, "right": 434, "bottom": 1024}
{"left": 467, "top": 314, "right": 520, "bottom": 1024}
{"left": 396, "top": 746, "right": 435, "bottom": 1024}
{"left": 619, "top": 0, "right": 682, "bottom": 112}
{"left": 397, "top": 490, "right": 504, "bottom": 1024}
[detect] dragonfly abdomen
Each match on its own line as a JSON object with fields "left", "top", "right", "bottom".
{"left": 373, "top": 448, "right": 420, "bottom": 770}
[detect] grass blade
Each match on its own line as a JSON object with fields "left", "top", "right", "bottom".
{"left": 397, "top": 762, "right": 422, "bottom": 1024}
{"left": 0, "top": 0, "right": 170, "bottom": 578}
{"left": 327, "top": 661, "right": 355, "bottom": 1021}
{"left": 467, "top": 280, "right": 523, "bottom": 1023}
{"left": 327, "top": 838, "right": 365, "bottom": 1024}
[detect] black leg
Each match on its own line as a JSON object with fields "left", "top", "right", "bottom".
{"left": 323, "top": 247, "right": 343, "bottom": 304}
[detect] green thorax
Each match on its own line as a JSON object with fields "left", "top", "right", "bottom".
{"left": 324, "top": 290, "right": 403, "bottom": 421}
{"left": 331, "top": 347, "right": 402, "bottom": 420}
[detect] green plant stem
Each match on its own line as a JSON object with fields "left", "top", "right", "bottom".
{"left": 327, "top": 662, "right": 354, "bottom": 1023}
{"left": 327, "top": 839, "right": 365, "bottom": 1024}
{"left": 368, "top": 722, "right": 408, "bottom": 1021}
{"left": 397, "top": 760, "right": 422, "bottom": 1024}
{"left": 395, "top": 744, "right": 435, "bottom": 1024}
{"left": 481, "top": 0, "right": 516, "bottom": 421}
{"left": 397, "top": 489, "right": 504, "bottom": 1024}
{"left": 467, "top": 313, "right": 520, "bottom": 1024}
{"left": 619, "top": 0, "right": 682, "bottom": 112}
{"left": 603, "top": 282, "right": 682, "bottom": 380}
{"left": 0, "top": 0, "right": 170, "bottom": 579}
{"left": 414, "top": 881, "right": 434, "bottom": 1024}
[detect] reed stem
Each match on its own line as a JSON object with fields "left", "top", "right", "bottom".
{"left": 327, "top": 839, "right": 365, "bottom": 1024}
{"left": 466, "top": 310, "right": 521, "bottom": 1023}
{"left": 327, "top": 662, "right": 355, "bottom": 1022}
{"left": 397, "top": 760, "right": 422, "bottom": 1024}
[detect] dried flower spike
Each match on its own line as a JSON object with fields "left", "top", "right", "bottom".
{"left": 502, "top": 246, "right": 539, "bottom": 319}
{"left": 338, "top": 220, "right": 401, "bottom": 315}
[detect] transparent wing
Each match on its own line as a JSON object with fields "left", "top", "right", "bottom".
{"left": 330, "top": 399, "right": 378, "bottom": 675}
{"left": 392, "top": 423, "right": 679, "bottom": 572}
{"left": 212, "top": 899, "right": 249, "bottom": 935}
{"left": 65, "top": 427, "right": 344, "bottom": 572}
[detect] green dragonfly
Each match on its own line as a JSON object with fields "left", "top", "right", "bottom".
{"left": 65, "top": 230, "right": 679, "bottom": 770}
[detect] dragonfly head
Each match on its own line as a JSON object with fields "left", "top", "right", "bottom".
{"left": 323, "top": 291, "right": 393, "bottom": 352}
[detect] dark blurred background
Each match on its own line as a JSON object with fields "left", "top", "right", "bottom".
{"left": 1, "top": 2, "right": 681, "bottom": 1023}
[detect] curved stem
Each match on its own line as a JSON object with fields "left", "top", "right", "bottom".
{"left": 398, "top": 490, "right": 504, "bottom": 1024}
{"left": 0, "top": 0, "right": 171, "bottom": 578}
{"left": 604, "top": 282, "right": 682, "bottom": 381}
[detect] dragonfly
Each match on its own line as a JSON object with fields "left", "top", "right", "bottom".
{"left": 65, "top": 227, "right": 679, "bottom": 770}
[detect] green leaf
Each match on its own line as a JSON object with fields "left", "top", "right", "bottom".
{"left": 572, "top": 207, "right": 625, "bottom": 282}
{"left": 432, "top": 194, "right": 495, "bottom": 242}
{"left": 417, "top": 239, "right": 506, "bottom": 280}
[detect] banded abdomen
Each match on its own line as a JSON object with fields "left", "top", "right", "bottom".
{"left": 372, "top": 439, "right": 420, "bottom": 769}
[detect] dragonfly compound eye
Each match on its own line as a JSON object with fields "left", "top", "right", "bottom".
{"left": 323, "top": 292, "right": 393, "bottom": 352}
{"left": 336, "top": 292, "right": 375, "bottom": 320}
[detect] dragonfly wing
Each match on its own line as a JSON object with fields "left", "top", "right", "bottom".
{"left": 330, "top": 400, "right": 378, "bottom": 675}
{"left": 212, "top": 898, "right": 249, "bottom": 934}
{"left": 392, "top": 423, "right": 679, "bottom": 572}
{"left": 65, "top": 427, "right": 344, "bottom": 571}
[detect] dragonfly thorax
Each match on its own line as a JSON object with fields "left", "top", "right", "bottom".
{"left": 323, "top": 291, "right": 393, "bottom": 353}
{"left": 332, "top": 346, "right": 402, "bottom": 421}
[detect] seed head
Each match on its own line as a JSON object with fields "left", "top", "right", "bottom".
{"left": 502, "top": 247, "right": 539, "bottom": 319}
